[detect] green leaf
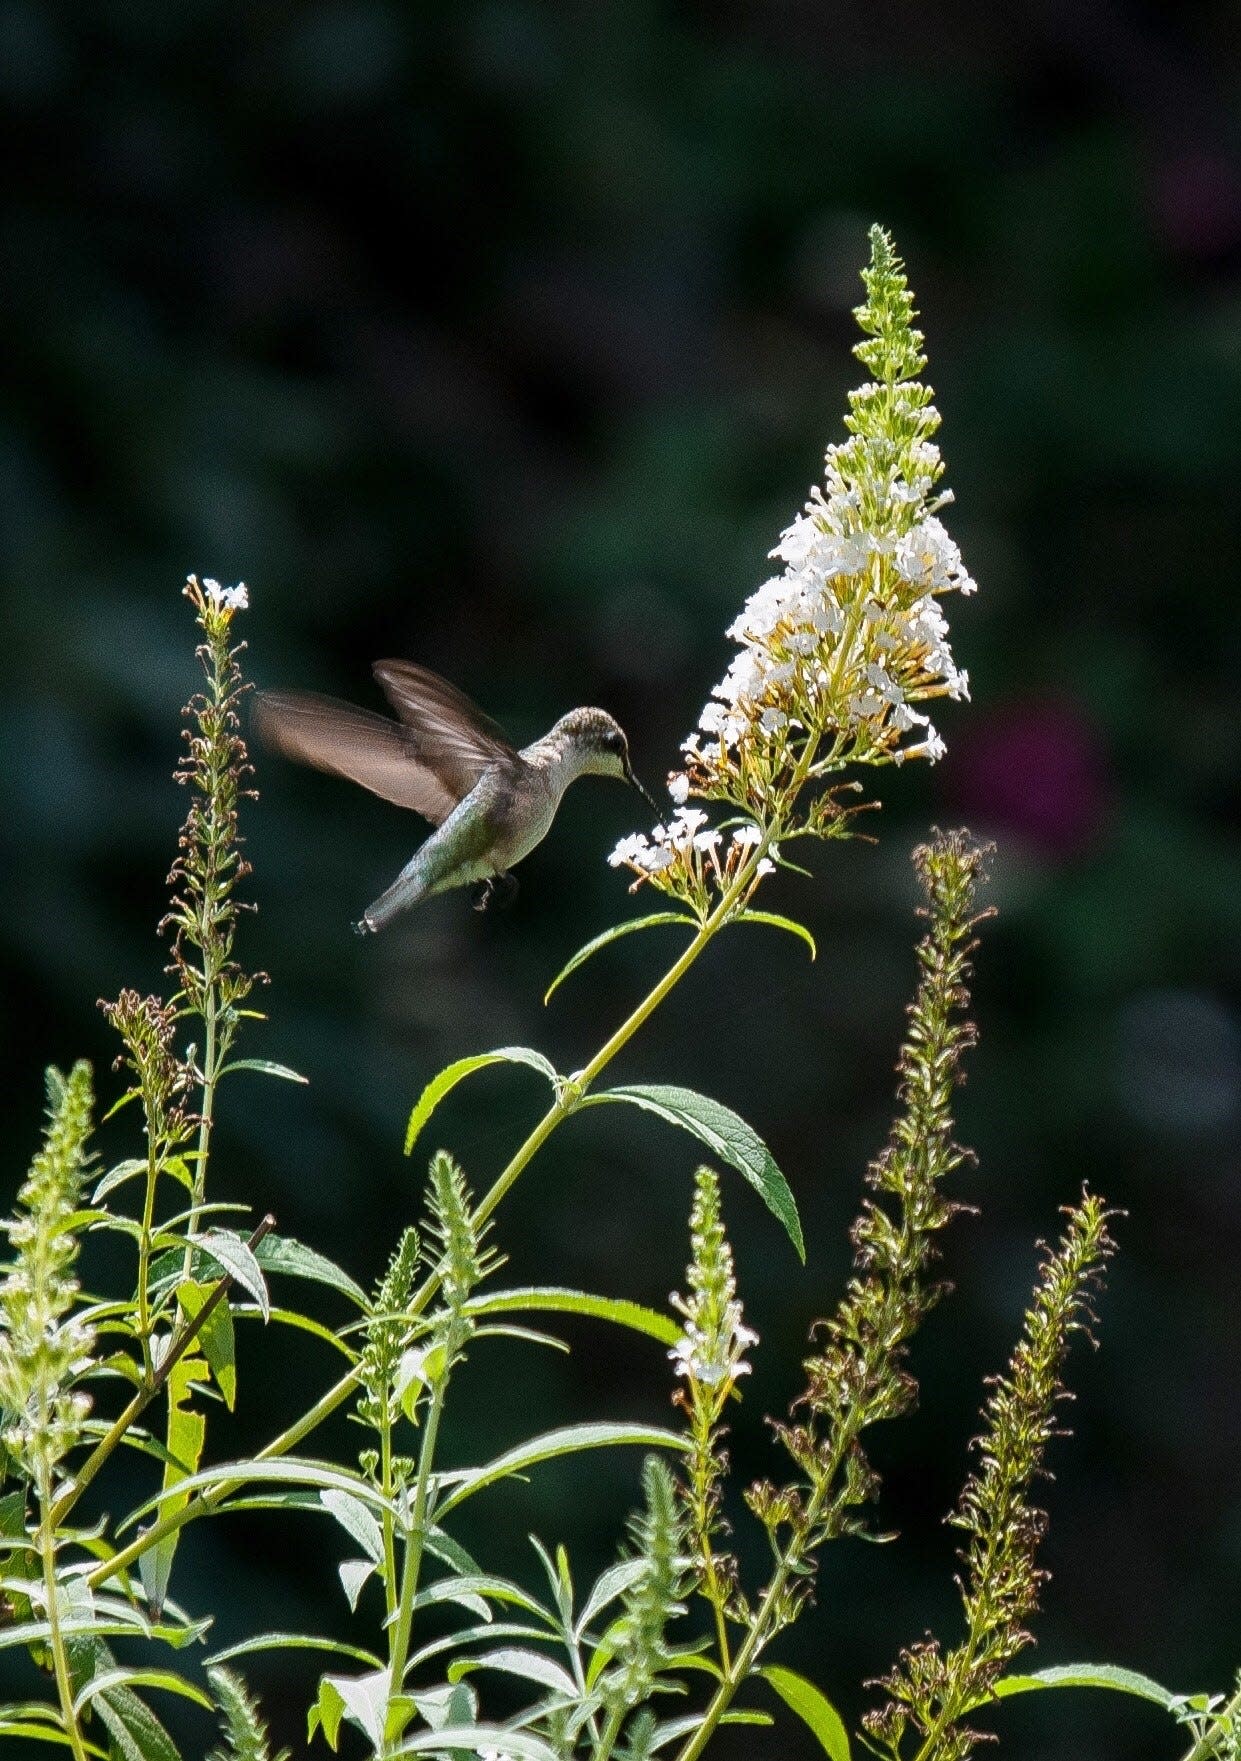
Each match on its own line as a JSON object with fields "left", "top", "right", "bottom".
{"left": 73, "top": 1669, "right": 213, "bottom": 1717}
{"left": 395, "top": 1729, "right": 558, "bottom": 1759}
{"left": 575, "top": 1560, "right": 647, "bottom": 1637}
{"left": 124, "top": 1458, "right": 396, "bottom": 1533}
{"left": 437, "top": 1422, "right": 686, "bottom": 1517}
{"left": 320, "top": 1489, "right": 384, "bottom": 1564}
{"left": 218, "top": 1057, "right": 309, "bottom": 1084}
{"left": 195, "top": 1231, "right": 270, "bottom": 1319}
{"left": 467, "top": 1286, "right": 680, "bottom": 1347}
{"left": 760, "top": 1665, "right": 852, "bottom": 1760}
{"left": 139, "top": 1355, "right": 209, "bottom": 1618}
{"left": 735, "top": 909, "right": 817, "bottom": 961}
{"left": 579, "top": 1085, "right": 804, "bottom": 1261}
{"left": 253, "top": 1233, "right": 368, "bottom": 1308}
{"left": 207, "top": 1632, "right": 382, "bottom": 1670}
{"left": 989, "top": 1664, "right": 1181, "bottom": 1711}
{"left": 448, "top": 1647, "right": 578, "bottom": 1699}
{"left": 177, "top": 1281, "right": 236, "bottom": 1411}
{"left": 543, "top": 914, "right": 696, "bottom": 1005}
{"left": 310, "top": 1672, "right": 390, "bottom": 1752}
{"left": 92, "top": 1687, "right": 182, "bottom": 1761}
{"left": 649, "top": 1711, "right": 773, "bottom": 1748}
{"left": 404, "top": 1048, "right": 561, "bottom": 1157}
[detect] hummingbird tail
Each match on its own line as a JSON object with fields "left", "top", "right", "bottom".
{"left": 356, "top": 862, "right": 432, "bottom": 934}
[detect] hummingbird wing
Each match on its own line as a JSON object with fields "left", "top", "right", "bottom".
{"left": 252, "top": 688, "right": 502, "bottom": 826}
{"left": 371, "top": 660, "right": 518, "bottom": 803}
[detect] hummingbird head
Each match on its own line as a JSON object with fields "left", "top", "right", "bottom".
{"left": 553, "top": 708, "right": 658, "bottom": 813}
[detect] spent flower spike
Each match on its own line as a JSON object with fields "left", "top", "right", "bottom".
{"left": 610, "top": 226, "right": 977, "bottom": 913}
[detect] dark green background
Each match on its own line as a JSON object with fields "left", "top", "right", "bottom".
{"left": 2, "top": 3, "right": 1239, "bottom": 1755}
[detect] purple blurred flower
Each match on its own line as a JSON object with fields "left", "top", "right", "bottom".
{"left": 951, "top": 697, "right": 1107, "bottom": 855}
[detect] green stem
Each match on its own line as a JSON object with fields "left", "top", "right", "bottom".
{"left": 56, "top": 1217, "right": 274, "bottom": 1535}
{"left": 37, "top": 1462, "right": 88, "bottom": 1761}
{"left": 593, "top": 1703, "right": 626, "bottom": 1761}
{"left": 380, "top": 1420, "right": 398, "bottom": 1624}
{"left": 1182, "top": 1687, "right": 1241, "bottom": 1761}
{"left": 387, "top": 1378, "right": 447, "bottom": 1707}
{"left": 135, "top": 1114, "right": 160, "bottom": 1371}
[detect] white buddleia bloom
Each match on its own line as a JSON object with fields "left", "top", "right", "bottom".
{"left": 621, "top": 226, "right": 977, "bottom": 905}
{"left": 670, "top": 1168, "right": 757, "bottom": 1389}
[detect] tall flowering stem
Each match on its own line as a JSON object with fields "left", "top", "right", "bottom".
{"left": 865, "top": 1192, "right": 1116, "bottom": 1761}
{"left": 0, "top": 1063, "right": 96, "bottom": 1761}
{"left": 673, "top": 831, "right": 989, "bottom": 1761}
{"left": 164, "top": 575, "right": 258, "bottom": 1236}
{"left": 669, "top": 1166, "right": 758, "bottom": 1668}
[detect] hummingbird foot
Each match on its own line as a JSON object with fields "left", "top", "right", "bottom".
{"left": 473, "top": 872, "right": 519, "bottom": 913}
{"left": 352, "top": 914, "right": 377, "bottom": 936}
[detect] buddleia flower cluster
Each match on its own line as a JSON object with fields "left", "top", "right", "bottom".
{"left": 866, "top": 1192, "right": 1116, "bottom": 1761}
{"left": 162, "top": 574, "right": 260, "bottom": 1064}
{"left": 611, "top": 227, "right": 976, "bottom": 908}
{"left": 0, "top": 1063, "right": 96, "bottom": 1484}
{"left": 670, "top": 1167, "right": 756, "bottom": 1630}
{"left": 746, "top": 832, "right": 986, "bottom": 1624}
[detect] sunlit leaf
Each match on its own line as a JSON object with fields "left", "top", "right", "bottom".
{"left": 467, "top": 1287, "right": 679, "bottom": 1347}
{"left": 759, "top": 1665, "right": 851, "bottom": 1759}
{"left": 988, "top": 1664, "right": 1181, "bottom": 1711}
{"left": 395, "top": 1728, "right": 558, "bottom": 1759}
{"left": 253, "top": 1233, "right": 368, "bottom": 1308}
{"left": 437, "top": 1422, "right": 686, "bottom": 1516}
{"left": 543, "top": 913, "right": 696, "bottom": 1005}
{"left": 218, "top": 1057, "right": 309, "bottom": 1084}
{"left": 206, "top": 1632, "right": 382, "bottom": 1670}
{"left": 177, "top": 1281, "right": 236, "bottom": 1410}
{"left": 735, "top": 909, "right": 817, "bottom": 961}
{"left": 448, "top": 1648, "right": 578, "bottom": 1699}
{"left": 195, "top": 1231, "right": 270, "bottom": 1319}
{"left": 578, "top": 1084, "right": 804, "bottom": 1261}
{"left": 404, "top": 1048, "right": 561, "bottom": 1157}
{"left": 139, "top": 1355, "right": 209, "bottom": 1618}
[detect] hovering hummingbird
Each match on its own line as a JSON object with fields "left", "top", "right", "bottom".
{"left": 253, "top": 660, "right": 657, "bottom": 934}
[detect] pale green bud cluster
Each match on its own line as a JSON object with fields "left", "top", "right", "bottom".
{"left": 0, "top": 1062, "right": 96, "bottom": 1481}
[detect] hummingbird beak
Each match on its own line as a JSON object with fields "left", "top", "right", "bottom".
{"left": 624, "top": 762, "right": 659, "bottom": 816}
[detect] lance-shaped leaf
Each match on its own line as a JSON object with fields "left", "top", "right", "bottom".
{"left": 577, "top": 1084, "right": 804, "bottom": 1261}
{"left": 466, "top": 1287, "right": 680, "bottom": 1347}
{"left": 734, "top": 909, "right": 817, "bottom": 961}
{"left": 436, "top": 1422, "right": 687, "bottom": 1517}
{"left": 139, "top": 1355, "right": 209, "bottom": 1619}
{"left": 760, "top": 1665, "right": 851, "bottom": 1759}
{"left": 988, "top": 1663, "right": 1181, "bottom": 1711}
{"left": 405, "top": 1048, "right": 561, "bottom": 1157}
{"left": 543, "top": 913, "right": 697, "bottom": 1004}
{"left": 253, "top": 1232, "right": 368, "bottom": 1308}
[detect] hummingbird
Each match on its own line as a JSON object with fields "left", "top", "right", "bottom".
{"left": 253, "top": 659, "right": 657, "bottom": 934}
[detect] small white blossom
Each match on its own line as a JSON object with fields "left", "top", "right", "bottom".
{"left": 667, "top": 772, "right": 690, "bottom": 805}
{"left": 195, "top": 575, "right": 249, "bottom": 612}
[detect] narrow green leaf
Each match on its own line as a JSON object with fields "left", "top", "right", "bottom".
{"left": 395, "top": 1728, "right": 558, "bottom": 1759}
{"left": 206, "top": 1632, "right": 382, "bottom": 1670}
{"left": 218, "top": 1057, "right": 309, "bottom": 1084}
{"left": 437, "top": 1422, "right": 686, "bottom": 1517}
{"left": 760, "top": 1665, "right": 852, "bottom": 1760}
{"left": 467, "top": 1286, "right": 679, "bottom": 1347}
{"left": 91, "top": 1159, "right": 150, "bottom": 1202}
{"left": 575, "top": 1560, "right": 647, "bottom": 1637}
{"left": 649, "top": 1711, "right": 773, "bottom": 1749}
{"left": 195, "top": 1231, "right": 270, "bottom": 1319}
{"left": 139, "top": 1355, "right": 209, "bottom": 1618}
{"left": 93, "top": 1686, "right": 182, "bottom": 1761}
{"left": 73, "top": 1670, "right": 213, "bottom": 1717}
{"left": 579, "top": 1084, "right": 804, "bottom": 1261}
{"left": 124, "top": 1458, "right": 397, "bottom": 1531}
{"left": 448, "top": 1648, "right": 577, "bottom": 1699}
{"left": 543, "top": 914, "right": 696, "bottom": 1005}
{"left": 177, "top": 1281, "right": 236, "bottom": 1411}
{"left": 989, "top": 1664, "right": 1180, "bottom": 1711}
{"left": 735, "top": 909, "right": 817, "bottom": 961}
{"left": 253, "top": 1233, "right": 367, "bottom": 1307}
{"left": 320, "top": 1489, "right": 384, "bottom": 1564}
{"left": 405, "top": 1048, "right": 561, "bottom": 1157}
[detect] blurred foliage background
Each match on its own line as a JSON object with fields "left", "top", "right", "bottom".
{"left": 2, "top": 2, "right": 1239, "bottom": 1756}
